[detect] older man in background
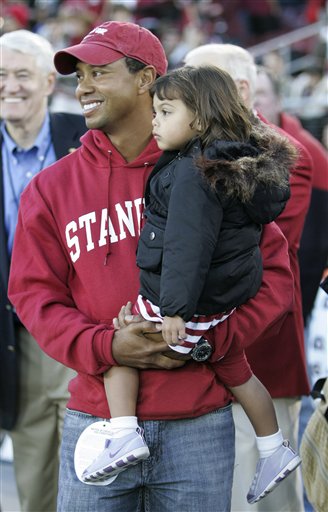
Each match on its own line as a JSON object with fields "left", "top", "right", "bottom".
{"left": 0, "top": 30, "right": 86, "bottom": 511}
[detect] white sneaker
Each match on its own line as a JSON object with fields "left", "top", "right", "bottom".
{"left": 82, "top": 427, "right": 150, "bottom": 483}
{"left": 247, "top": 440, "right": 302, "bottom": 504}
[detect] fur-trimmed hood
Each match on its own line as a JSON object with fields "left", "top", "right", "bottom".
{"left": 193, "top": 119, "right": 298, "bottom": 224}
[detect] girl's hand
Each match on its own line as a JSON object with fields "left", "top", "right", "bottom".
{"left": 162, "top": 315, "right": 186, "bottom": 345}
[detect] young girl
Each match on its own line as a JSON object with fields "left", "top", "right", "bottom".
{"left": 81, "top": 66, "right": 301, "bottom": 503}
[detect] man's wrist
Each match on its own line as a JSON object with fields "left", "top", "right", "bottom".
{"left": 190, "top": 337, "right": 213, "bottom": 362}
{"left": 108, "top": 327, "right": 119, "bottom": 366}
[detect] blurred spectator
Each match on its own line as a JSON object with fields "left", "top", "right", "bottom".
{"left": 160, "top": 23, "right": 192, "bottom": 69}
{"left": 241, "top": 0, "right": 283, "bottom": 45}
{"left": 100, "top": 2, "right": 135, "bottom": 23}
{"left": 278, "top": 0, "right": 310, "bottom": 30}
{"left": 30, "top": 0, "right": 61, "bottom": 32}
{"left": 135, "top": 0, "right": 184, "bottom": 31}
{"left": 288, "top": 65, "right": 328, "bottom": 142}
{"left": 35, "top": 0, "right": 104, "bottom": 49}
{"left": 160, "top": 22, "right": 205, "bottom": 69}
{"left": 56, "top": 0, "right": 102, "bottom": 46}
{"left": 260, "top": 49, "right": 292, "bottom": 98}
{"left": 218, "top": 0, "right": 251, "bottom": 45}
{"left": 0, "top": 1, "right": 30, "bottom": 34}
{"left": 35, "top": 15, "right": 67, "bottom": 52}
{"left": 255, "top": 65, "right": 328, "bottom": 327}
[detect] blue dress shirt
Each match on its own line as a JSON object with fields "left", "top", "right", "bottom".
{"left": 1, "top": 113, "right": 56, "bottom": 253}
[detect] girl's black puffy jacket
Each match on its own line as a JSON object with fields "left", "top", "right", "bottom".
{"left": 137, "top": 121, "right": 296, "bottom": 321}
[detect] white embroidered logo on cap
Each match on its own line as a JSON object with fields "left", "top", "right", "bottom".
{"left": 93, "top": 28, "right": 108, "bottom": 35}
{"left": 84, "top": 27, "right": 108, "bottom": 40}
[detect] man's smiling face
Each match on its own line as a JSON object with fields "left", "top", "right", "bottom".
{"left": 0, "top": 47, "right": 53, "bottom": 126}
{"left": 75, "top": 58, "right": 142, "bottom": 133}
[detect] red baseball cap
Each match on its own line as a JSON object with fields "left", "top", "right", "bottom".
{"left": 54, "top": 21, "right": 168, "bottom": 76}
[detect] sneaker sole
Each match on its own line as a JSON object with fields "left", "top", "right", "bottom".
{"left": 247, "top": 455, "right": 302, "bottom": 504}
{"left": 82, "top": 446, "right": 150, "bottom": 482}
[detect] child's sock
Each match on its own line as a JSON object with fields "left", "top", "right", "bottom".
{"left": 256, "top": 429, "right": 284, "bottom": 458}
{"left": 109, "top": 416, "right": 139, "bottom": 437}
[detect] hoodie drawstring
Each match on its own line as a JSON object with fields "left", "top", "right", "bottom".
{"left": 104, "top": 150, "right": 112, "bottom": 266}
{"left": 103, "top": 158, "right": 153, "bottom": 265}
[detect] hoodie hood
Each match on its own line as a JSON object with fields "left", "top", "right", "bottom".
{"left": 80, "top": 129, "right": 162, "bottom": 169}
{"left": 198, "top": 119, "right": 297, "bottom": 224}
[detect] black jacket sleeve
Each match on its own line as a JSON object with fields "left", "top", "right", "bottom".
{"left": 160, "top": 158, "right": 222, "bottom": 320}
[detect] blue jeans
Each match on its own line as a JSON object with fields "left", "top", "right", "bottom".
{"left": 58, "top": 405, "right": 235, "bottom": 512}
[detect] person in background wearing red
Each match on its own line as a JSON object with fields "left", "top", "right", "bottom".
{"left": 255, "top": 65, "right": 328, "bottom": 327}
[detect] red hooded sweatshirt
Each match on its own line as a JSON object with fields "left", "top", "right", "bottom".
{"left": 8, "top": 129, "right": 293, "bottom": 419}
{"left": 279, "top": 112, "right": 328, "bottom": 321}
{"left": 241, "top": 114, "right": 312, "bottom": 398}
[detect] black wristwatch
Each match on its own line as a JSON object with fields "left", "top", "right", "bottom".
{"left": 190, "top": 337, "right": 213, "bottom": 362}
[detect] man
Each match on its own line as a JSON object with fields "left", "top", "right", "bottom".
{"left": 184, "top": 43, "right": 312, "bottom": 512}
{"left": 255, "top": 65, "right": 328, "bottom": 512}
{"left": 255, "top": 65, "right": 328, "bottom": 325}
{"left": 0, "top": 30, "right": 87, "bottom": 511}
{"left": 9, "top": 22, "right": 295, "bottom": 511}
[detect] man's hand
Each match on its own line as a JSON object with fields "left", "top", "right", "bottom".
{"left": 113, "top": 302, "right": 142, "bottom": 329}
{"left": 112, "top": 304, "right": 186, "bottom": 369}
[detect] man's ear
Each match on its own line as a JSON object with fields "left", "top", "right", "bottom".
{"left": 235, "top": 78, "right": 252, "bottom": 108}
{"left": 45, "top": 72, "right": 56, "bottom": 97}
{"left": 138, "top": 66, "right": 157, "bottom": 94}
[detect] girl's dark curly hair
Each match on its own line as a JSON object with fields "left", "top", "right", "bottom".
{"left": 150, "top": 65, "right": 253, "bottom": 146}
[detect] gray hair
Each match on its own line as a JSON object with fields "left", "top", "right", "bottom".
{"left": 184, "top": 44, "right": 258, "bottom": 104}
{"left": 0, "top": 30, "right": 55, "bottom": 74}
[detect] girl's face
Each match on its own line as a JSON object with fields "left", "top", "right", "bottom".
{"left": 152, "top": 93, "right": 200, "bottom": 151}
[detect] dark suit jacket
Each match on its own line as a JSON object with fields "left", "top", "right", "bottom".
{"left": 0, "top": 112, "right": 87, "bottom": 430}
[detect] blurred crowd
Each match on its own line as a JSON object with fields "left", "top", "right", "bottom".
{"left": 0, "top": 0, "right": 327, "bottom": 144}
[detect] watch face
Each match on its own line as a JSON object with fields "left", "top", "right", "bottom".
{"left": 192, "top": 340, "right": 212, "bottom": 361}
{"left": 195, "top": 347, "right": 210, "bottom": 361}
